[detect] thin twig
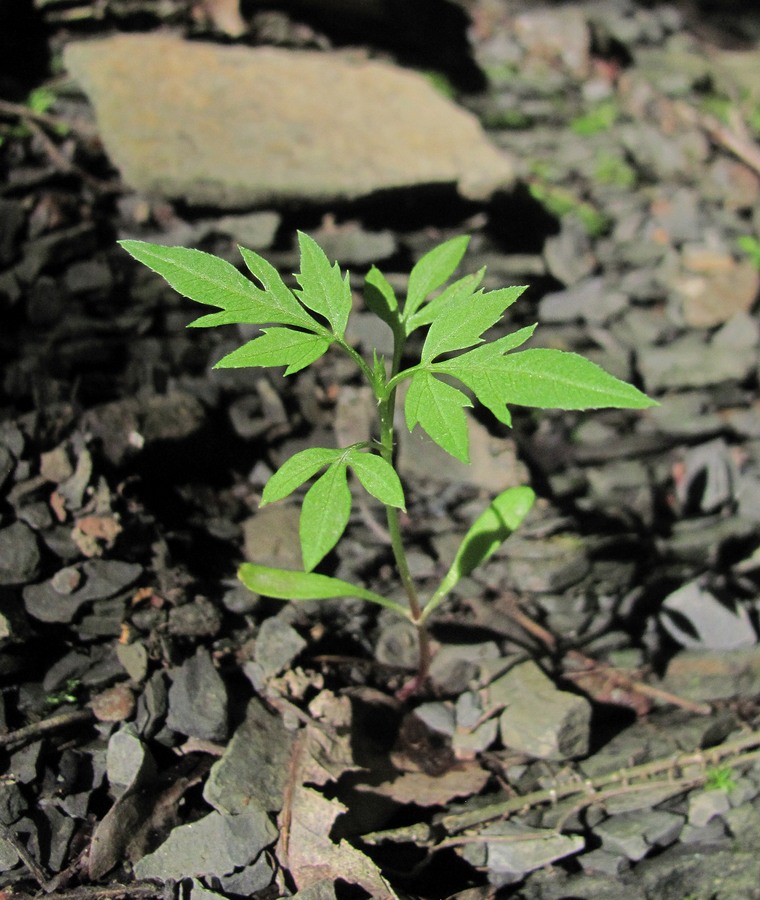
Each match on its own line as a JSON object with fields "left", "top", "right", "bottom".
{"left": 672, "top": 99, "right": 760, "bottom": 177}
{"left": 0, "top": 821, "right": 49, "bottom": 888}
{"left": 0, "top": 97, "right": 97, "bottom": 137}
{"left": 502, "top": 595, "right": 712, "bottom": 716}
{"left": 0, "top": 708, "right": 95, "bottom": 749}
{"left": 362, "top": 728, "right": 760, "bottom": 844}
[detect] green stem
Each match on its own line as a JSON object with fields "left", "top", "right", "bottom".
{"left": 375, "top": 322, "right": 432, "bottom": 687}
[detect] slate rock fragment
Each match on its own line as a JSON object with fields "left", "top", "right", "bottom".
{"left": 166, "top": 648, "right": 228, "bottom": 742}
{"left": 64, "top": 35, "right": 514, "bottom": 207}
{"left": 460, "top": 821, "right": 584, "bottom": 884}
{"left": 491, "top": 660, "right": 591, "bottom": 760}
{"left": 0, "top": 521, "right": 41, "bottom": 586}
{"left": 23, "top": 559, "right": 142, "bottom": 623}
{"left": 660, "top": 579, "right": 757, "bottom": 651}
{"left": 204, "top": 697, "right": 294, "bottom": 814}
{"left": 133, "top": 805, "right": 277, "bottom": 881}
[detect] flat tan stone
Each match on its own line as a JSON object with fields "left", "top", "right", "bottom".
{"left": 64, "top": 34, "right": 514, "bottom": 207}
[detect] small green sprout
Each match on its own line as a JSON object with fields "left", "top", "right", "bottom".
{"left": 570, "top": 100, "right": 619, "bottom": 136}
{"left": 527, "top": 179, "right": 610, "bottom": 236}
{"left": 593, "top": 152, "right": 637, "bottom": 189}
{"left": 704, "top": 765, "right": 737, "bottom": 794}
{"left": 120, "top": 234, "right": 656, "bottom": 691}
{"left": 44, "top": 678, "right": 81, "bottom": 709}
{"left": 738, "top": 235, "right": 760, "bottom": 270}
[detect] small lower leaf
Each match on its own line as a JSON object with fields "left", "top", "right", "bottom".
{"left": 426, "top": 486, "right": 535, "bottom": 613}
{"left": 239, "top": 564, "right": 407, "bottom": 613}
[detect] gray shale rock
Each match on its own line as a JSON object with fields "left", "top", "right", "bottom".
{"left": 490, "top": 660, "right": 591, "bottom": 760}
{"left": 0, "top": 521, "right": 41, "bottom": 586}
{"left": 64, "top": 35, "right": 514, "bottom": 207}
{"left": 166, "top": 648, "right": 228, "bottom": 742}
{"left": 204, "top": 697, "right": 294, "bottom": 814}
{"left": 22, "top": 560, "right": 142, "bottom": 623}
{"left": 133, "top": 804, "right": 277, "bottom": 881}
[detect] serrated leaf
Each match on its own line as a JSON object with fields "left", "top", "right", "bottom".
{"left": 404, "top": 235, "right": 470, "bottom": 321}
{"left": 119, "top": 240, "right": 282, "bottom": 328}
{"left": 430, "top": 486, "right": 535, "bottom": 605}
{"left": 346, "top": 449, "right": 405, "bottom": 510}
{"left": 261, "top": 447, "right": 344, "bottom": 506}
{"left": 295, "top": 231, "right": 352, "bottom": 337}
{"left": 214, "top": 327, "right": 330, "bottom": 374}
{"left": 300, "top": 463, "right": 352, "bottom": 571}
{"left": 421, "top": 284, "right": 528, "bottom": 363}
{"left": 433, "top": 325, "right": 538, "bottom": 424}
{"left": 364, "top": 266, "right": 399, "bottom": 329}
{"left": 405, "top": 371, "right": 472, "bottom": 462}
{"left": 239, "top": 563, "right": 406, "bottom": 612}
{"left": 238, "top": 245, "right": 322, "bottom": 330}
{"left": 406, "top": 269, "right": 485, "bottom": 334}
{"left": 488, "top": 348, "right": 657, "bottom": 410}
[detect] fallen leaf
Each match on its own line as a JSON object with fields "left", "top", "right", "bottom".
{"left": 359, "top": 761, "right": 491, "bottom": 807}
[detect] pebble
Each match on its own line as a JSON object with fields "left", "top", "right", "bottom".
{"left": 595, "top": 810, "right": 684, "bottom": 862}
{"left": 166, "top": 648, "right": 229, "bottom": 742}
{"left": 249, "top": 615, "right": 306, "bottom": 684}
{"left": 212, "top": 210, "right": 281, "bottom": 249}
{"left": 106, "top": 723, "right": 156, "bottom": 793}
{"left": 638, "top": 331, "right": 756, "bottom": 393}
{"left": 22, "top": 560, "right": 142, "bottom": 623}
{"left": 687, "top": 789, "right": 730, "bottom": 828}
{"left": 491, "top": 660, "right": 591, "bottom": 760}
{"left": 242, "top": 504, "right": 302, "bottom": 569}
{"left": 660, "top": 579, "right": 757, "bottom": 651}
{"left": 539, "top": 276, "right": 627, "bottom": 325}
{"left": 133, "top": 804, "right": 277, "bottom": 881}
{"left": 203, "top": 697, "right": 294, "bottom": 814}
{"left": 461, "top": 820, "right": 584, "bottom": 883}
{"left": 0, "top": 521, "right": 41, "bottom": 586}
{"left": 502, "top": 533, "right": 590, "bottom": 594}
{"left": 167, "top": 596, "right": 222, "bottom": 638}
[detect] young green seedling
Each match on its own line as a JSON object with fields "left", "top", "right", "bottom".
{"left": 120, "top": 233, "right": 657, "bottom": 691}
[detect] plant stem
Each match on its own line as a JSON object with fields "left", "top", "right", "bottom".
{"left": 375, "top": 328, "right": 432, "bottom": 688}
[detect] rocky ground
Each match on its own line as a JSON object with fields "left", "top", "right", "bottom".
{"left": 2, "top": 1, "right": 760, "bottom": 897}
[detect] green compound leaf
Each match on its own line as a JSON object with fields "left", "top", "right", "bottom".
{"left": 488, "top": 348, "right": 657, "bottom": 410}
{"left": 214, "top": 327, "right": 331, "bottom": 374}
{"left": 404, "top": 235, "right": 470, "bottom": 321}
{"left": 261, "top": 447, "right": 344, "bottom": 506}
{"left": 300, "top": 463, "right": 352, "bottom": 572}
{"left": 364, "top": 266, "right": 399, "bottom": 330}
{"left": 406, "top": 269, "right": 485, "bottom": 334}
{"left": 239, "top": 563, "right": 406, "bottom": 613}
{"left": 346, "top": 449, "right": 405, "bottom": 510}
{"left": 428, "top": 486, "right": 535, "bottom": 611}
{"left": 405, "top": 370, "right": 472, "bottom": 463}
{"left": 295, "top": 231, "right": 352, "bottom": 338}
{"left": 238, "top": 245, "right": 323, "bottom": 330}
{"left": 421, "top": 284, "right": 528, "bottom": 363}
{"left": 119, "top": 241, "right": 285, "bottom": 328}
{"left": 434, "top": 326, "right": 538, "bottom": 425}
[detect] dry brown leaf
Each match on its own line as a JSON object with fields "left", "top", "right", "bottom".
{"left": 279, "top": 782, "right": 397, "bottom": 897}
{"left": 358, "top": 761, "right": 491, "bottom": 807}
{"left": 277, "top": 693, "right": 396, "bottom": 896}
